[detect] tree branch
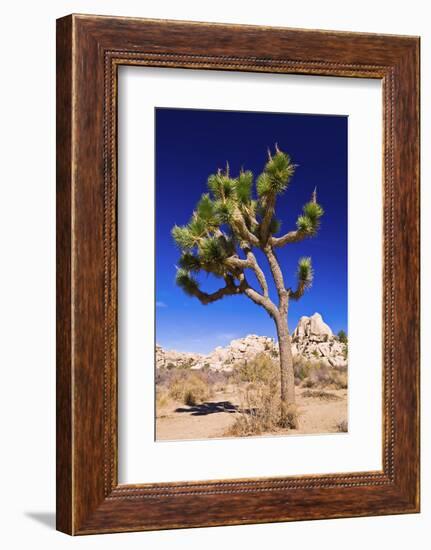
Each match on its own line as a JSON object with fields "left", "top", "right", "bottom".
{"left": 289, "top": 257, "right": 313, "bottom": 301}
{"left": 289, "top": 281, "right": 307, "bottom": 301}
{"left": 245, "top": 208, "right": 259, "bottom": 227}
{"left": 270, "top": 192, "right": 323, "bottom": 247}
{"left": 264, "top": 245, "right": 289, "bottom": 315}
{"left": 243, "top": 287, "right": 278, "bottom": 318}
{"left": 259, "top": 194, "right": 276, "bottom": 244}
{"left": 189, "top": 277, "right": 244, "bottom": 305}
{"left": 231, "top": 207, "right": 260, "bottom": 246}
{"left": 270, "top": 229, "right": 310, "bottom": 248}
{"left": 224, "top": 250, "right": 269, "bottom": 297}
{"left": 244, "top": 249, "right": 269, "bottom": 297}
{"left": 237, "top": 273, "right": 278, "bottom": 318}
{"left": 224, "top": 257, "right": 250, "bottom": 270}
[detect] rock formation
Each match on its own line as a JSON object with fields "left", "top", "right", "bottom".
{"left": 291, "top": 313, "right": 347, "bottom": 368}
{"left": 156, "top": 313, "right": 347, "bottom": 371}
{"left": 192, "top": 335, "right": 277, "bottom": 372}
{"left": 155, "top": 344, "right": 203, "bottom": 370}
{"left": 292, "top": 312, "right": 332, "bottom": 341}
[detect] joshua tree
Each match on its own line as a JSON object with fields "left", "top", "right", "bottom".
{"left": 172, "top": 146, "right": 324, "bottom": 426}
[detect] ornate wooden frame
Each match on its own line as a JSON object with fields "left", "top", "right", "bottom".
{"left": 56, "top": 14, "right": 420, "bottom": 535}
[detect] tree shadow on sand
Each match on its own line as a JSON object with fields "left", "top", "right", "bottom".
{"left": 175, "top": 401, "right": 238, "bottom": 416}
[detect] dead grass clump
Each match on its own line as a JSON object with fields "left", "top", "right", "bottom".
{"left": 305, "top": 362, "right": 334, "bottom": 387}
{"left": 156, "top": 388, "right": 170, "bottom": 409}
{"left": 168, "top": 372, "right": 212, "bottom": 406}
{"left": 293, "top": 356, "right": 313, "bottom": 382}
{"left": 331, "top": 369, "right": 348, "bottom": 389}
{"left": 293, "top": 357, "right": 348, "bottom": 390}
{"left": 301, "top": 389, "right": 342, "bottom": 401}
{"left": 227, "top": 354, "right": 298, "bottom": 436}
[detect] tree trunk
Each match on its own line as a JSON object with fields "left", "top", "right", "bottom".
{"left": 274, "top": 314, "right": 296, "bottom": 424}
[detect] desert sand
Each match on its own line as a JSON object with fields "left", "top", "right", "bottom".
{"left": 156, "top": 386, "right": 348, "bottom": 441}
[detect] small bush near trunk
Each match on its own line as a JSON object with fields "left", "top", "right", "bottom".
{"left": 226, "top": 354, "right": 298, "bottom": 436}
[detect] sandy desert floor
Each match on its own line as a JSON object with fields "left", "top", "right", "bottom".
{"left": 156, "top": 387, "right": 348, "bottom": 441}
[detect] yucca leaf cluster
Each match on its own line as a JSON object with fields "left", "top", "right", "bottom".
{"left": 297, "top": 257, "right": 313, "bottom": 288}
{"left": 296, "top": 201, "right": 324, "bottom": 235}
{"left": 256, "top": 149, "right": 295, "bottom": 197}
{"left": 175, "top": 268, "right": 199, "bottom": 296}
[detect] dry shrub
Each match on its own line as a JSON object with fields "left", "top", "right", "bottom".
{"left": 336, "top": 419, "right": 348, "bottom": 432}
{"left": 293, "top": 356, "right": 312, "bottom": 382}
{"left": 301, "top": 389, "right": 342, "bottom": 401}
{"left": 156, "top": 367, "right": 179, "bottom": 388}
{"left": 235, "top": 353, "right": 279, "bottom": 386}
{"left": 157, "top": 366, "right": 231, "bottom": 389}
{"left": 168, "top": 371, "right": 211, "bottom": 406}
{"left": 331, "top": 369, "right": 348, "bottom": 389}
{"left": 156, "top": 365, "right": 235, "bottom": 409}
{"left": 294, "top": 357, "right": 348, "bottom": 389}
{"left": 280, "top": 403, "right": 299, "bottom": 430}
{"left": 156, "top": 388, "right": 170, "bottom": 409}
{"left": 202, "top": 369, "right": 233, "bottom": 393}
{"left": 226, "top": 354, "right": 298, "bottom": 436}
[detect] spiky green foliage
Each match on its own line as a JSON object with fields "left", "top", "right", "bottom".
{"left": 172, "top": 225, "right": 195, "bottom": 250}
{"left": 207, "top": 172, "right": 235, "bottom": 200}
{"left": 256, "top": 172, "right": 272, "bottom": 197}
{"left": 257, "top": 150, "right": 295, "bottom": 197}
{"left": 296, "top": 201, "right": 324, "bottom": 234}
{"left": 196, "top": 193, "right": 217, "bottom": 224}
{"left": 296, "top": 215, "right": 314, "bottom": 233}
{"left": 303, "top": 201, "right": 324, "bottom": 225}
{"left": 234, "top": 170, "right": 253, "bottom": 204}
{"left": 297, "top": 257, "right": 313, "bottom": 288}
{"left": 175, "top": 268, "right": 199, "bottom": 296}
{"left": 199, "top": 237, "right": 226, "bottom": 263}
{"left": 214, "top": 198, "right": 235, "bottom": 223}
{"left": 207, "top": 173, "right": 223, "bottom": 199}
{"left": 178, "top": 253, "right": 201, "bottom": 272}
{"left": 265, "top": 150, "right": 294, "bottom": 181}
{"left": 188, "top": 216, "right": 207, "bottom": 238}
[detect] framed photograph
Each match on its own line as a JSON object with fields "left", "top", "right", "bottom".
{"left": 56, "top": 14, "right": 420, "bottom": 534}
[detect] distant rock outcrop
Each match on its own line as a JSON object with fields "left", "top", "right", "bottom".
{"left": 155, "top": 344, "right": 203, "bottom": 370}
{"left": 192, "top": 335, "right": 277, "bottom": 372}
{"left": 291, "top": 313, "right": 347, "bottom": 368}
{"left": 156, "top": 313, "right": 347, "bottom": 371}
{"left": 292, "top": 312, "right": 333, "bottom": 341}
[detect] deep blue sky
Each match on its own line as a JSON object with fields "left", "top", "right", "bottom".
{"left": 155, "top": 108, "right": 347, "bottom": 353}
